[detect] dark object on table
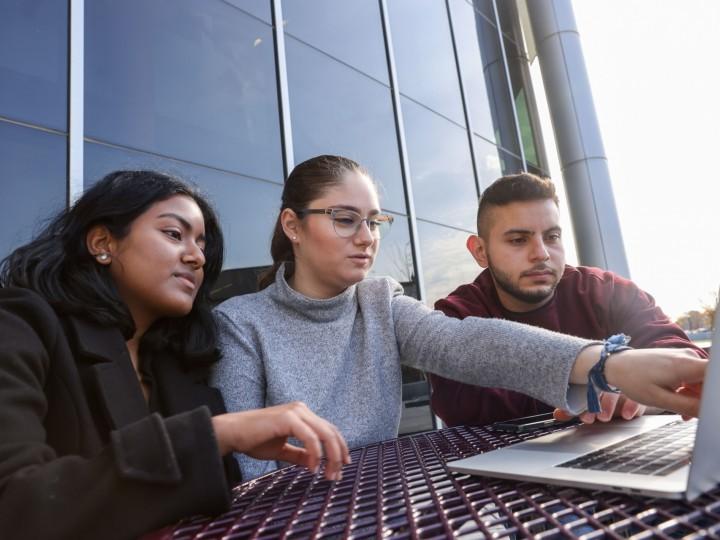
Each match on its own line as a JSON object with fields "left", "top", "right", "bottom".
{"left": 491, "top": 412, "right": 580, "bottom": 433}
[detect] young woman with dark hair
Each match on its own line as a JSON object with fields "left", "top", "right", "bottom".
{"left": 0, "top": 170, "right": 349, "bottom": 540}
{"left": 212, "top": 155, "right": 705, "bottom": 481}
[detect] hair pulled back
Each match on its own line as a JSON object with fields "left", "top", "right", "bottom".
{"left": 0, "top": 170, "right": 224, "bottom": 365}
{"left": 258, "top": 155, "right": 368, "bottom": 290}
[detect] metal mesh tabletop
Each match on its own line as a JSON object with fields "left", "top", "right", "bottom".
{"left": 155, "top": 425, "right": 720, "bottom": 539}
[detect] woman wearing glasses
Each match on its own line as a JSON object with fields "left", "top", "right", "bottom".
{"left": 211, "top": 155, "right": 705, "bottom": 481}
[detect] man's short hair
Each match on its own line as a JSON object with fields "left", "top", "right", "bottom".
{"left": 477, "top": 173, "right": 559, "bottom": 237}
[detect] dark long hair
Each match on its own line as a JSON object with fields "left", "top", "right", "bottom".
{"left": 0, "top": 170, "right": 224, "bottom": 364}
{"left": 258, "top": 155, "right": 369, "bottom": 290}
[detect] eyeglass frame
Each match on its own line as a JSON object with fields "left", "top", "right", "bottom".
{"left": 294, "top": 207, "right": 394, "bottom": 238}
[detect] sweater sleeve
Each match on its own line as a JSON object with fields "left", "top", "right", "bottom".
{"left": 391, "top": 289, "right": 594, "bottom": 413}
{"left": 210, "top": 308, "right": 278, "bottom": 481}
{"left": 0, "top": 292, "right": 229, "bottom": 540}
{"left": 607, "top": 275, "right": 708, "bottom": 358}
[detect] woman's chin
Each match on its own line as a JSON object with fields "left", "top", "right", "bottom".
{"left": 343, "top": 268, "right": 370, "bottom": 286}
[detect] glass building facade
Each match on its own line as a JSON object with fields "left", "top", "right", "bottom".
{"left": 0, "top": 0, "right": 550, "bottom": 433}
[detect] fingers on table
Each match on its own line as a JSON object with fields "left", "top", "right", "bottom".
{"left": 286, "top": 402, "right": 350, "bottom": 480}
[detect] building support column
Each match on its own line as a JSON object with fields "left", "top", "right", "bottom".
{"left": 68, "top": 0, "right": 84, "bottom": 205}
{"left": 525, "top": 0, "right": 630, "bottom": 277}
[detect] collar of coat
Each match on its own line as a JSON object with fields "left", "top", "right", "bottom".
{"left": 66, "top": 315, "right": 224, "bottom": 429}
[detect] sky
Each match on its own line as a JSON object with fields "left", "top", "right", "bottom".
{"left": 532, "top": 0, "right": 720, "bottom": 321}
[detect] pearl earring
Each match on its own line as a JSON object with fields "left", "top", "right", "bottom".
{"left": 292, "top": 236, "right": 297, "bottom": 241}
{"left": 97, "top": 253, "right": 110, "bottom": 263}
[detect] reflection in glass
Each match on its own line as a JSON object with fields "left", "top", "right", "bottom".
{"left": 387, "top": 0, "right": 465, "bottom": 125}
{"left": 283, "top": 0, "right": 388, "bottom": 84}
{"left": 450, "top": 0, "right": 520, "bottom": 155}
{"left": 0, "top": 0, "right": 68, "bottom": 130}
{"left": 526, "top": 163, "right": 549, "bottom": 178}
{"left": 286, "top": 37, "right": 406, "bottom": 214}
{"left": 505, "top": 38, "right": 545, "bottom": 169}
{"left": 223, "top": 0, "right": 271, "bottom": 23}
{"left": 0, "top": 122, "right": 66, "bottom": 259}
{"left": 448, "top": 0, "right": 495, "bottom": 142}
{"left": 85, "top": 142, "right": 280, "bottom": 272}
{"left": 85, "top": 0, "right": 282, "bottom": 182}
{"left": 494, "top": 0, "right": 524, "bottom": 45}
{"left": 417, "top": 220, "right": 480, "bottom": 307}
{"left": 370, "top": 214, "right": 418, "bottom": 299}
{"left": 401, "top": 97, "right": 477, "bottom": 231}
{"left": 499, "top": 149, "right": 524, "bottom": 176}
{"left": 474, "top": 136, "right": 503, "bottom": 191}
{"left": 398, "top": 376, "right": 434, "bottom": 434}
{"left": 469, "top": 0, "right": 495, "bottom": 21}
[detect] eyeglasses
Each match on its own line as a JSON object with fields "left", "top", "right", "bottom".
{"left": 296, "top": 207, "right": 394, "bottom": 238}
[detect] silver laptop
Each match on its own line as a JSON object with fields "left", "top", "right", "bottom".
{"left": 447, "top": 322, "right": 719, "bottom": 500}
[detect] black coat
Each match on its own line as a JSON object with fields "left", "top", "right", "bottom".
{"left": 0, "top": 287, "right": 241, "bottom": 540}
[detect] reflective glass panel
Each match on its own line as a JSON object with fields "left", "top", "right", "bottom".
{"left": 283, "top": 0, "right": 389, "bottom": 84}
{"left": 474, "top": 136, "right": 503, "bottom": 191}
{"left": 495, "top": 0, "right": 524, "bottom": 46}
{"left": 470, "top": 0, "right": 495, "bottom": 21}
{"left": 85, "top": 142, "right": 280, "bottom": 272}
{"left": 526, "top": 163, "right": 548, "bottom": 177}
{"left": 448, "top": 0, "right": 496, "bottom": 141}
{"left": 0, "top": 0, "right": 68, "bottom": 130}
{"left": 398, "top": 373, "right": 434, "bottom": 435}
{"left": 369, "top": 214, "right": 418, "bottom": 299}
{"left": 417, "top": 220, "right": 480, "bottom": 307}
{"left": 499, "top": 148, "right": 524, "bottom": 176}
{"left": 224, "top": 0, "right": 271, "bottom": 23}
{"left": 286, "top": 37, "right": 406, "bottom": 214}
{"left": 388, "top": 0, "right": 465, "bottom": 125}
{"left": 505, "top": 38, "right": 544, "bottom": 168}
{"left": 0, "top": 122, "right": 66, "bottom": 259}
{"left": 86, "top": 0, "right": 282, "bottom": 182}
{"left": 450, "top": 0, "right": 521, "bottom": 155}
{"left": 401, "top": 97, "right": 477, "bottom": 231}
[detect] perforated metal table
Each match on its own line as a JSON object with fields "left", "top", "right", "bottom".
{"left": 151, "top": 424, "right": 720, "bottom": 539}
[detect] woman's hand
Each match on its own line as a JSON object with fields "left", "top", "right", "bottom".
{"left": 211, "top": 402, "right": 351, "bottom": 481}
{"left": 573, "top": 347, "right": 706, "bottom": 418}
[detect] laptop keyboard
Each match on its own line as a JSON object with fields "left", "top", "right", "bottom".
{"left": 557, "top": 420, "right": 696, "bottom": 476}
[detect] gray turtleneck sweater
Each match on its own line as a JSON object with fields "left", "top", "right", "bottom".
{"left": 211, "top": 265, "right": 593, "bottom": 480}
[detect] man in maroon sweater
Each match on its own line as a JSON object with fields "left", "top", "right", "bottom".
{"left": 429, "top": 173, "right": 707, "bottom": 427}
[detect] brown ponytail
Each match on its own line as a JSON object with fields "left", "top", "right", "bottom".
{"left": 258, "top": 155, "right": 369, "bottom": 290}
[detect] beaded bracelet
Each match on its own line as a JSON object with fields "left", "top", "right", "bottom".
{"left": 586, "top": 334, "right": 632, "bottom": 413}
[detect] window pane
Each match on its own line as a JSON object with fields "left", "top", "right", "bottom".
{"left": 401, "top": 97, "right": 477, "bottom": 231}
{"left": 448, "top": 0, "right": 496, "bottom": 142}
{"left": 499, "top": 148, "right": 524, "bottom": 176}
{"left": 0, "top": 0, "right": 67, "bottom": 130}
{"left": 470, "top": 0, "right": 495, "bottom": 21}
{"left": 388, "top": 0, "right": 465, "bottom": 125}
{"left": 283, "top": 0, "right": 388, "bottom": 84}
{"left": 86, "top": 0, "right": 282, "bottom": 182}
{"left": 417, "top": 220, "right": 480, "bottom": 307}
{"left": 474, "top": 136, "right": 503, "bottom": 191}
{"left": 85, "top": 142, "right": 280, "bottom": 273}
{"left": 495, "top": 0, "right": 524, "bottom": 48}
{"left": 505, "top": 38, "right": 545, "bottom": 169}
{"left": 0, "top": 122, "right": 66, "bottom": 259}
{"left": 370, "top": 214, "right": 418, "bottom": 299}
{"left": 287, "top": 37, "right": 406, "bottom": 214}
{"left": 450, "top": 0, "right": 521, "bottom": 155}
{"left": 225, "top": 0, "right": 271, "bottom": 23}
{"left": 526, "top": 163, "right": 548, "bottom": 177}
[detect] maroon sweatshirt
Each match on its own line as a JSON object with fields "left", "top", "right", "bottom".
{"left": 429, "top": 265, "right": 707, "bottom": 427}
